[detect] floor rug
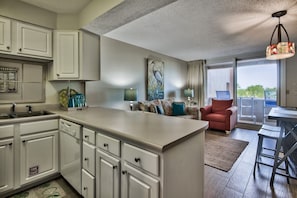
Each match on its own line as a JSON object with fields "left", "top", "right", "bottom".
{"left": 9, "top": 180, "right": 66, "bottom": 198}
{"left": 205, "top": 132, "right": 249, "bottom": 172}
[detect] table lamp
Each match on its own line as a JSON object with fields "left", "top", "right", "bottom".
{"left": 184, "top": 88, "right": 194, "bottom": 106}
{"left": 124, "top": 88, "right": 138, "bottom": 111}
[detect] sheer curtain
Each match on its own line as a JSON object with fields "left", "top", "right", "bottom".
{"left": 187, "top": 60, "right": 206, "bottom": 108}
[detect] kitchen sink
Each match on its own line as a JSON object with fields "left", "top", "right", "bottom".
{"left": 0, "top": 111, "right": 53, "bottom": 119}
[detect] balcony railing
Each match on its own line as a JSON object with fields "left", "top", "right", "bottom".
{"left": 237, "top": 97, "right": 276, "bottom": 125}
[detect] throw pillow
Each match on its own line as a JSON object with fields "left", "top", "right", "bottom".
{"left": 161, "top": 100, "right": 173, "bottom": 116}
{"left": 212, "top": 99, "right": 233, "bottom": 113}
{"left": 138, "top": 101, "right": 149, "bottom": 112}
{"left": 156, "top": 104, "right": 164, "bottom": 114}
{"left": 172, "top": 102, "right": 186, "bottom": 116}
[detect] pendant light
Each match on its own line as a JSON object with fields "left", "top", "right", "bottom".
{"left": 266, "top": 10, "right": 295, "bottom": 60}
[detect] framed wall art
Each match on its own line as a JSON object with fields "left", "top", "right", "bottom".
{"left": 147, "top": 58, "right": 164, "bottom": 100}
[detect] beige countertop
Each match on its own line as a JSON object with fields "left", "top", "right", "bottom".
{"left": 1, "top": 107, "right": 208, "bottom": 152}
{"left": 53, "top": 107, "right": 208, "bottom": 152}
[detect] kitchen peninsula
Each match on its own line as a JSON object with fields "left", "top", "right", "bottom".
{"left": 1, "top": 107, "right": 208, "bottom": 198}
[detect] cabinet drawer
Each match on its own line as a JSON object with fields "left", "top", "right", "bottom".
{"left": 20, "top": 119, "right": 58, "bottom": 135}
{"left": 0, "top": 125, "right": 14, "bottom": 139}
{"left": 83, "top": 128, "right": 95, "bottom": 145}
{"left": 96, "top": 133, "right": 120, "bottom": 157}
{"left": 83, "top": 141, "right": 95, "bottom": 175}
{"left": 123, "top": 143, "right": 159, "bottom": 176}
{"left": 82, "top": 169, "right": 95, "bottom": 198}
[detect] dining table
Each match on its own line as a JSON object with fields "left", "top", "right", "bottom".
{"left": 268, "top": 107, "right": 297, "bottom": 185}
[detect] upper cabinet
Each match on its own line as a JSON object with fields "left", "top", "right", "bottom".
{"left": 0, "top": 16, "right": 52, "bottom": 60}
{"left": 16, "top": 22, "right": 52, "bottom": 58}
{"left": 0, "top": 17, "right": 11, "bottom": 52}
{"left": 48, "top": 30, "right": 100, "bottom": 81}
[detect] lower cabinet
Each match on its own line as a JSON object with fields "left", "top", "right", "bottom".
{"left": 20, "top": 130, "right": 58, "bottom": 185}
{"left": 0, "top": 138, "right": 14, "bottom": 193}
{"left": 96, "top": 149, "right": 120, "bottom": 198}
{"left": 121, "top": 161, "right": 159, "bottom": 198}
{"left": 82, "top": 169, "right": 95, "bottom": 198}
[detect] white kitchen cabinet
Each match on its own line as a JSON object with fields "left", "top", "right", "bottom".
{"left": 121, "top": 162, "right": 159, "bottom": 198}
{"left": 20, "top": 129, "right": 58, "bottom": 185}
{"left": 16, "top": 22, "right": 52, "bottom": 58}
{"left": 0, "top": 16, "right": 52, "bottom": 59}
{"left": 0, "top": 125, "right": 14, "bottom": 194}
{"left": 96, "top": 149, "right": 120, "bottom": 198}
{"left": 0, "top": 16, "right": 11, "bottom": 52}
{"left": 49, "top": 30, "right": 100, "bottom": 81}
{"left": 0, "top": 138, "right": 14, "bottom": 193}
{"left": 83, "top": 141, "right": 96, "bottom": 176}
{"left": 82, "top": 169, "right": 95, "bottom": 198}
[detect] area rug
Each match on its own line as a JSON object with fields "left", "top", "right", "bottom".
{"left": 205, "top": 133, "right": 249, "bottom": 172}
{"left": 9, "top": 180, "right": 66, "bottom": 198}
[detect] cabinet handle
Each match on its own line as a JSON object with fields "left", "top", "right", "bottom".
{"left": 19, "top": 48, "right": 22, "bottom": 51}
{"left": 113, "top": 165, "right": 118, "bottom": 169}
{"left": 6, "top": 46, "right": 10, "bottom": 50}
{"left": 134, "top": 157, "right": 141, "bottom": 163}
{"left": 84, "top": 157, "right": 88, "bottom": 161}
{"left": 103, "top": 143, "right": 108, "bottom": 147}
{"left": 122, "top": 170, "right": 127, "bottom": 175}
{"left": 83, "top": 187, "right": 87, "bottom": 190}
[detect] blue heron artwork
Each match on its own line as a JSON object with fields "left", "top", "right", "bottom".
{"left": 147, "top": 58, "right": 164, "bottom": 100}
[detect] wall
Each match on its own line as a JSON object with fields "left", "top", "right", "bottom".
{"left": 0, "top": 0, "right": 56, "bottom": 29}
{"left": 286, "top": 54, "right": 297, "bottom": 107}
{"left": 86, "top": 36, "right": 187, "bottom": 110}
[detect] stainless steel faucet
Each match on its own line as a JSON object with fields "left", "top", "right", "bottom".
{"left": 11, "top": 103, "right": 16, "bottom": 113}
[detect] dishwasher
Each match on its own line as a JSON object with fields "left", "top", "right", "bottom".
{"left": 59, "top": 119, "right": 82, "bottom": 194}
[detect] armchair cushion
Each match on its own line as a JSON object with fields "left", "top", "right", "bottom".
{"left": 212, "top": 99, "right": 233, "bottom": 113}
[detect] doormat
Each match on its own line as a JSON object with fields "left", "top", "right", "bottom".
{"left": 205, "top": 133, "right": 249, "bottom": 172}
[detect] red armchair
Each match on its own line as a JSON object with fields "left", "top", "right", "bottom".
{"left": 200, "top": 99, "right": 237, "bottom": 134}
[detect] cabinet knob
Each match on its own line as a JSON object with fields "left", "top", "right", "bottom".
{"left": 84, "top": 157, "right": 88, "bottom": 161}
{"left": 8, "top": 143, "right": 13, "bottom": 146}
{"left": 84, "top": 135, "right": 89, "bottom": 138}
{"left": 83, "top": 187, "right": 87, "bottom": 190}
{"left": 113, "top": 165, "right": 118, "bottom": 170}
{"left": 6, "top": 46, "right": 10, "bottom": 50}
{"left": 56, "top": 74, "right": 60, "bottom": 77}
{"left": 19, "top": 48, "right": 22, "bottom": 51}
{"left": 22, "top": 140, "right": 26, "bottom": 143}
{"left": 103, "top": 143, "right": 108, "bottom": 147}
{"left": 122, "top": 170, "right": 127, "bottom": 175}
{"left": 134, "top": 157, "right": 141, "bottom": 163}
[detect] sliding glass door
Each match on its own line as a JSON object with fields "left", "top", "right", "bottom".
{"left": 206, "top": 58, "right": 279, "bottom": 125}
{"left": 237, "top": 59, "right": 278, "bottom": 125}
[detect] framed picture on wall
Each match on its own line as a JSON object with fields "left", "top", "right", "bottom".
{"left": 147, "top": 58, "right": 164, "bottom": 100}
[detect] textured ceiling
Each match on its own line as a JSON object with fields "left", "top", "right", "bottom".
{"left": 20, "top": 0, "right": 297, "bottom": 61}
{"left": 103, "top": 0, "right": 297, "bottom": 61}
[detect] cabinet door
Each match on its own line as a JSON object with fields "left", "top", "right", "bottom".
{"left": 54, "top": 31, "right": 79, "bottom": 79}
{"left": 121, "top": 162, "right": 159, "bottom": 198}
{"left": 96, "top": 150, "right": 120, "bottom": 198}
{"left": 0, "top": 138, "right": 13, "bottom": 193}
{"left": 16, "top": 22, "right": 52, "bottom": 58}
{"left": 0, "top": 17, "right": 11, "bottom": 52}
{"left": 20, "top": 130, "right": 58, "bottom": 185}
{"left": 82, "top": 169, "right": 95, "bottom": 198}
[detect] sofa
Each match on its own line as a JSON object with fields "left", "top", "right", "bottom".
{"left": 200, "top": 99, "right": 237, "bottom": 134}
{"left": 138, "top": 99, "right": 199, "bottom": 119}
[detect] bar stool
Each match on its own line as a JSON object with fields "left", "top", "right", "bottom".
{"left": 253, "top": 124, "right": 290, "bottom": 183}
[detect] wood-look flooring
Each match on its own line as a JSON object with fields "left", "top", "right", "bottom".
{"left": 205, "top": 128, "right": 297, "bottom": 198}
